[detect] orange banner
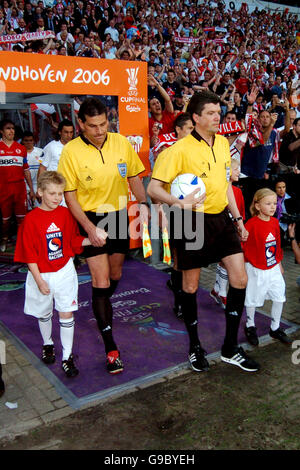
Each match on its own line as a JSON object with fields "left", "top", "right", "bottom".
{"left": 0, "top": 51, "right": 150, "bottom": 174}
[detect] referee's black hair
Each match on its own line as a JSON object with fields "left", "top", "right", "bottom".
{"left": 187, "top": 90, "right": 221, "bottom": 124}
{"left": 78, "top": 97, "right": 108, "bottom": 122}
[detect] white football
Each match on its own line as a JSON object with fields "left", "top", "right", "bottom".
{"left": 170, "top": 173, "right": 206, "bottom": 200}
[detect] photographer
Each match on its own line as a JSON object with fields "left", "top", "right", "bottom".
{"left": 274, "top": 179, "right": 295, "bottom": 247}
{"left": 279, "top": 117, "right": 300, "bottom": 175}
{"left": 76, "top": 36, "right": 99, "bottom": 58}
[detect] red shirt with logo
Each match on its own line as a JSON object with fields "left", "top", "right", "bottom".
{"left": 0, "top": 141, "right": 29, "bottom": 183}
{"left": 14, "top": 206, "right": 85, "bottom": 273}
{"left": 243, "top": 216, "right": 283, "bottom": 270}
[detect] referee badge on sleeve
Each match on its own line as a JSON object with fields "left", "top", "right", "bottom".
{"left": 226, "top": 166, "right": 231, "bottom": 182}
{"left": 117, "top": 163, "right": 127, "bottom": 178}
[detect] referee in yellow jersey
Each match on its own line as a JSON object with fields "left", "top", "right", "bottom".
{"left": 58, "top": 97, "right": 149, "bottom": 374}
{"left": 148, "top": 90, "right": 260, "bottom": 373}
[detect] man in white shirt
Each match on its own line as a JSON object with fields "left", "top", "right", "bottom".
{"left": 21, "top": 131, "right": 43, "bottom": 208}
{"left": 56, "top": 23, "right": 75, "bottom": 44}
{"left": 104, "top": 18, "right": 119, "bottom": 43}
{"left": 38, "top": 119, "right": 74, "bottom": 174}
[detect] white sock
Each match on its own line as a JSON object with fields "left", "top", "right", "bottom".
{"left": 214, "top": 264, "right": 228, "bottom": 297}
{"left": 270, "top": 301, "right": 283, "bottom": 332}
{"left": 38, "top": 313, "right": 54, "bottom": 346}
{"left": 59, "top": 316, "right": 75, "bottom": 361}
{"left": 246, "top": 307, "right": 256, "bottom": 328}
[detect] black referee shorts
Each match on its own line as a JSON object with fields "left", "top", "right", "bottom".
{"left": 79, "top": 209, "right": 130, "bottom": 258}
{"left": 173, "top": 208, "right": 243, "bottom": 271}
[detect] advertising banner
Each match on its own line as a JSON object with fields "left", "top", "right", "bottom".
{"left": 0, "top": 51, "right": 150, "bottom": 175}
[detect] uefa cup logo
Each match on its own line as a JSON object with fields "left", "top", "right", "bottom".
{"left": 126, "top": 67, "right": 139, "bottom": 92}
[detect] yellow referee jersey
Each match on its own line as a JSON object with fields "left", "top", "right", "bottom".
{"left": 152, "top": 131, "right": 231, "bottom": 214}
{"left": 58, "top": 133, "right": 145, "bottom": 213}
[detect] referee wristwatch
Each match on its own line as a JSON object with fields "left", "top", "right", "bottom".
{"left": 233, "top": 216, "right": 243, "bottom": 223}
{"left": 140, "top": 201, "right": 150, "bottom": 208}
{"left": 290, "top": 237, "right": 295, "bottom": 242}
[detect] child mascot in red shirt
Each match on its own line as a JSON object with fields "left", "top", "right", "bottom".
{"left": 243, "top": 188, "right": 292, "bottom": 347}
{"left": 14, "top": 171, "right": 98, "bottom": 377}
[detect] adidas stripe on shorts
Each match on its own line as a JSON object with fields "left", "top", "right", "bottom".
{"left": 244, "top": 262, "right": 286, "bottom": 307}
{"left": 24, "top": 258, "right": 79, "bottom": 318}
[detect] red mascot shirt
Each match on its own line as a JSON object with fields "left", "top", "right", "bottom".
{"left": 14, "top": 206, "right": 85, "bottom": 273}
{"left": 243, "top": 216, "right": 282, "bottom": 270}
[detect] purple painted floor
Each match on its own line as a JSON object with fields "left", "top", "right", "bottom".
{"left": 0, "top": 259, "right": 289, "bottom": 400}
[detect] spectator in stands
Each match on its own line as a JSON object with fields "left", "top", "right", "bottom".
{"left": 76, "top": 35, "right": 99, "bottom": 58}
{"left": 74, "top": 31, "right": 85, "bottom": 53}
{"left": 215, "top": 71, "right": 232, "bottom": 96}
{"left": 103, "top": 36, "right": 117, "bottom": 59}
{"left": 232, "top": 91, "right": 247, "bottom": 120}
{"left": 73, "top": 1, "right": 85, "bottom": 27}
{"left": 57, "top": 22, "right": 75, "bottom": 43}
{"left": 186, "top": 70, "right": 201, "bottom": 94}
{"left": 14, "top": 17, "right": 28, "bottom": 34}
{"left": 104, "top": 18, "right": 119, "bottom": 43}
{"left": 241, "top": 101, "right": 291, "bottom": 214}
{"left": 79, "top": 16, "right": 90, "bottom": 35}
{"left": 56, "top": 29, "right": 74, "bottom": 55}
{"left": 97, "top": 9, "right": 110, "bottom": 40}
{"left": 44, "top": 8, "right": 59, "bottom": 33}
{"left": 163, "top": 69, "right": 181, "bottom": 102}
{"left": 23, "top": 2, "right": 34, "bottom": 28}
{"left": 31, "top": 15, "right": 45, "bottom": 32}
{"left": 148, "top": 74, "right": 175, "bottom": 148}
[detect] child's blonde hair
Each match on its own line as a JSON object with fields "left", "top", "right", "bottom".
{"left": 250, "top": 188, "right": 277, "bottom": 217}
{"left": 37, "top": 171, "right": 66, "bottom": 191}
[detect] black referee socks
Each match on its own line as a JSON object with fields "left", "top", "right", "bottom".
{"left": 108, "top": 279, "right": 119, "bottom": 298}
{"left": 92, "top": 287, "right": 117, "bottom": 353}
{"left": 223, "top": 286, "right": 246, "bottom": 354}
{"left": 181, "top": 290, "right": 201, "bottom": 352}
{"left": 170, "top": 269, "right": 182, "bottom": 293}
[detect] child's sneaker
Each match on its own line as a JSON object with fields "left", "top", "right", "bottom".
{"left": 269, "top": 328, "right": 292, "bottom": 345}
{"left": 42, "top": 345, "right": 55, "bottom": 364}
{"left": 244, "top": 326, "right": 259, "bottom": 346}
{"left": 62, "top": 354, "right": 79, "bottom": 378}
{"left": 210, "top": 289, "right": 227, "bottom": 309}
{"left": 106, "top": 350, "right": 124, "bottom": 374}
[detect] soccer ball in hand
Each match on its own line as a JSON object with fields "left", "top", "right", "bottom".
{"left": 170, "top": 173, "right": 206, "bottom": 200}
